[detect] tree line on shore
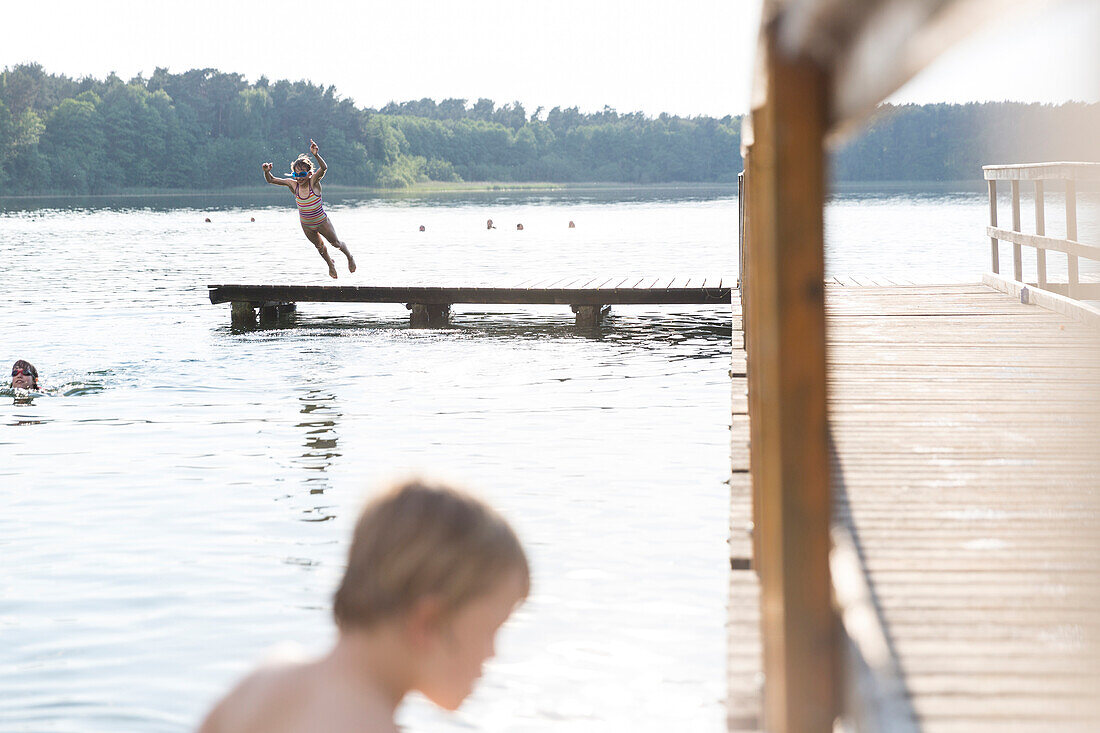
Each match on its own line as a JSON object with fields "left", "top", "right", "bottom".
{"left": 1, "top": 63, "right": 1097, "bottom": 194}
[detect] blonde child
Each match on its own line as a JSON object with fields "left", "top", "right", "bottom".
{"left": 262, "top": 139, "right": 357, "bottom": 279}
{"left": 198, "top": 479, "right": 530, "bottom": 733}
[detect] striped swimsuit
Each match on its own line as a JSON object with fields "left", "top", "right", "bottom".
{"left": 294, "top": 182, "right": 328, "bottom": 230}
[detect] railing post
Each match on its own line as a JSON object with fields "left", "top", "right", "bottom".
{"left": 1010, "top": 180, "right": 1022, "bottom": 282}
{"left": 747, "top": 23, "right": 835, "bottom": 732}
{"left": 738, "top": 171, "right": 746, "bottom": 290}
{"left": 988, "top": 180, "right": 999, "bottom": 274}
{"left": 1034, "top": 180, "right": 1046, "bottom": 289}
{"left": 1066, "top": 179, "right": 1079, "bottom": 299}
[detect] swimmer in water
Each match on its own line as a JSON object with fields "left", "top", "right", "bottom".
{"left": 198, "top": 479, "right": 529, "bottom": 733}
{"left": 10, "top": 360, "right": 38, "bottom": 390}
{"left": 262, "top": 139, "right": 356, "bottom": 279}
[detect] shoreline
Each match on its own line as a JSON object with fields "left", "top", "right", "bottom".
{"left": 0, "top": 181, "right": 743, "bottom": 201}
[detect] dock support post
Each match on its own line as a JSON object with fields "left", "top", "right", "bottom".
{"left": 743, "top": 24, "right": 834, "bottom": 733}
{"left": 230, "top": 301, "right": 256, "bottom": 327}
{"left": 572, "top": 304, "right": 609, "bottom": 328}
{"left": 407, "top": 303, "right": 451, "bottom": 328}
{"left": 259, "top": 304, "right": 279, "bottom": 324}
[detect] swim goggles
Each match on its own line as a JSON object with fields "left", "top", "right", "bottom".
{"left": 12, "top": 367, "right": 34, "bottom": 378}
{"left": 292, "top": 170, "right": 309, "bottom": 178}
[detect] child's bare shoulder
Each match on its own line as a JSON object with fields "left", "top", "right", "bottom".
{"left": 198, "top": 655, "right": 312, "bottom": 733}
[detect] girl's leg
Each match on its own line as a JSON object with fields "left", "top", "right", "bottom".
{"left": 302, "top": 225, "right": 339, "bottom": 279}
{"left": 317, "top": 218, "right": 356, "bottom": 273}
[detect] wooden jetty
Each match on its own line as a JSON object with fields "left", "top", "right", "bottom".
{"left": 732, "top": 1, "right": 1100, "bottom": 731}
{"left": 730, "top": 283, "right": 1100, "bottom": 731}
{"left": 207, "top": 277, "right": 734, "bottom": 328}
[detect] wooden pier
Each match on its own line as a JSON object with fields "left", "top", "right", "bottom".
{"left": 729, "top": 282, "right": 1100, "bottom": 731}
{"left": 733, "top": 2, "right": 1100, "bottom": 730}
{"left": 207, "top": 276, "right": 734, "bottom": 328}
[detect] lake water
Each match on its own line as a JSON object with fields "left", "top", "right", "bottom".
{"left": 1, "top": 185, "right": 1097, "bottom": 732}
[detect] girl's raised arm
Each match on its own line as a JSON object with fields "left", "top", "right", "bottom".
{"left": 262, "top": 162, "right": 292, "bottom": 187}
{"left": 309, "top": 139, "right": 327, "bottom": 184}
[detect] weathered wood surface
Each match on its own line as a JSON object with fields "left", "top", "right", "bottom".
{"left": 207, "top": 277, "right": 734, "bottom": 307}
{"left": 825, "top": 283, "right": 1100, "bottom": 731}
{"left": 728, "top": 288, "right": 762, "bottom": 732}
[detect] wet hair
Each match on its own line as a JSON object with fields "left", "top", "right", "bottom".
{"left": 292, "top": 154, "right": 314, "bottom": 173}
{"left": 333, "top": 479, "right": 530, "bottom": 629}
{"left": 11, "top": 360, "right": 38, "bottom": 389}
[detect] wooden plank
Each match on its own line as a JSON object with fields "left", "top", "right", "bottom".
{"left": 982, "top": 228, "right": 1100, "bottom": 263}
{"left": 983, "top": 161, "right": 1100, "bottom": 181}
{"left": 824, "top": 283, "right": 1100, "bottom": 731}
{"left": 207, "top": 284, "right": 734, "bottom": 307}
{"left": 744, "top": 24, "right": 834, "bottom": 732}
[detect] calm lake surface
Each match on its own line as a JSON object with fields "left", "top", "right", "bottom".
{"left": 1, "top": 185, "right": 1097, "bottom": 732}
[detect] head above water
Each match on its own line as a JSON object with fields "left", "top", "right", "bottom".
{"left": 291, "top": 154, "right": 314, "bottom": 178}
{"left": 11, "top": 360, "right": 38, "bottom": 390}
{"left": 334, "top": 478, "right": 530, "bottom": 631}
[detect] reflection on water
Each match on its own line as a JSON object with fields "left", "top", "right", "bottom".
{"left": 295, "top": 388, "right": 342, "bottom": 511}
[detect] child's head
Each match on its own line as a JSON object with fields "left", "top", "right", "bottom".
{"left": 11, "top": 360, "right": 38, "bottom": 390}
{"left": 334, "top": 479, "right": 529, "bottom": 709}
{"left": 291, "top": 154, "right": 313, "bottom": 177}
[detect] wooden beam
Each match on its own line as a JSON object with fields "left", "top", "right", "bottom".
{"left": 774, "top": 0, "right": 1006, "bottom": 134}
{"left": 985, "top": 228, "right": 1100, "bottom": 263}
{"left": 207, "top": 284, "right": 732, "bottom": 307}
{"left": 1010, "top": 180, "right": 1023, "bottom": 282}
{"left": 983, "top": 161, "right": 1100, "bottom": 181}
{"left": 745, "top": 23, "right": 835, "bottom": 732}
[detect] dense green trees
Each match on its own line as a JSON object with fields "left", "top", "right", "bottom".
{"left": 1, "top": 63, "right": 1097, "bottom": 194}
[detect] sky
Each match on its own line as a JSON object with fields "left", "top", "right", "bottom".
{"left": 5, "top": 0, "right": 1098, "bottom": 117}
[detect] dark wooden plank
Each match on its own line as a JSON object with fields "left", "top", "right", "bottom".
{"left": 208, "top": 283, "right": 734, "bottom": 306}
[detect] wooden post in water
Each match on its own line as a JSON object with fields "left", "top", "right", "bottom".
{"left": 1011, "top": 180, "right": 1022, "bottom": 282}
{"left": 1034, "top": 181, "right": 1047, "bottom": 289}
{"left": 408, "top": 303, "right": 451, "bottom": 328}
{"left": 988, "top": 180, "right": 999, "bottom": 274}
{"left": 572, "top": 304, "right": 610, "bottom": 328}
{"left": 744, "top": 23, "right": 834, "bottom": 733}
{"left": 231, "top": 301, "right": 255, "bottom": 327}
{"left": 1066, "top": 180, "right": 1079, "bottom": 299}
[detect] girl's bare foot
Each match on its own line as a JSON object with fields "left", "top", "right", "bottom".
{"left": 328, "top": 262, "right": 339, "bottom": 279}
{"left": 340, "top": 246, "right": 356, "bottom": 273}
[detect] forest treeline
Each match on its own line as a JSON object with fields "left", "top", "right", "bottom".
{"left": 1, "top": 63, "right": 1097, "bottom": 194}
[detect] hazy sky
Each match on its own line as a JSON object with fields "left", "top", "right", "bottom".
{"left": 6, "top": 0, "right": 1098, "bottom": 117}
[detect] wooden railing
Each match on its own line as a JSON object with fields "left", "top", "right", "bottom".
{"left": 984, "top": 162, "right": 1100, "bottom": 301}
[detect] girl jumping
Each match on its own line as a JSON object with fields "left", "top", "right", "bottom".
{"left": 262, "top": 139, "right": 356, "bottom": 279}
